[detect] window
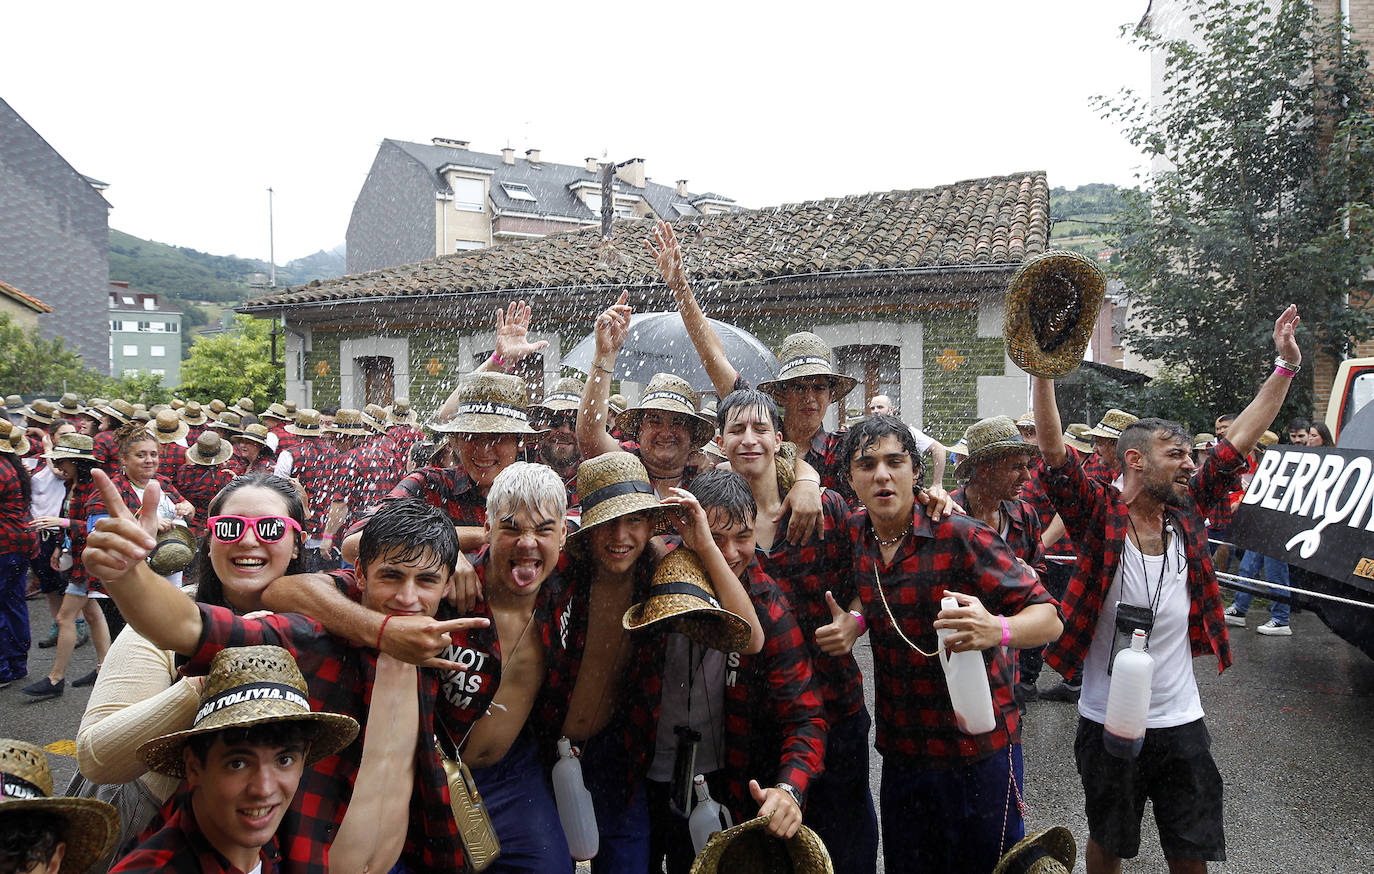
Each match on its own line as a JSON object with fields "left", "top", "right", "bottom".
{"left": 500, "top": 182, "right": 537, "bottom": 202}
{"left": 123, "top": 368, "right": 141, "bottom": 377}
{"left": 121, "top": 296, "right": 135, "bottom": 305}
{"left": 584, "top": 193, "right": 602, "bottom": 215}
{"left": 122, "top": 344, "right": 138, "bottom": 356}
{"left": 143, "top": 298, "right": 155, "bottom": 310}
{"left": 137, "top": 321, "right": 151, "bottom": 332}
{"left": 451, "top": 177, "right": 485, "bottom": 211}
{"left": 109, "top": 320, "right": 117, "bottom": 332}
{"left": 150, "top": 345, "right": 166, "bottom": 357}
{"left": 615, "top": 203, "right": 634, "bottom": 219}
{"left": 673, "top": 203, "right": 696, "bottom": 216}
{"left": 454, "top": 240, "right": 484, "bottom": 252}
{"left": 167, "top": 322, "right": 179, "bottom": 332}
{"left": 150, "top": 369, "right": 165, "bottom": 376}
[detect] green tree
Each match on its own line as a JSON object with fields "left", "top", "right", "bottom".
{"left": 1101, "top": 0, "right": 1374, "bottom": 421}
{"left": 177, "top": 314, "right": 283, "bottom": 409}
{"left": 0, "top": 313, "right": 172, "bottom": 404}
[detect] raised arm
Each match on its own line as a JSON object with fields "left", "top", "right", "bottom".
{"left": 438, "top": 300, "right": 550, "bottom": 420}
{"left": 927, "top": 440, "right": 948, "bottom": 486}
{"left": 1224, "top": 305, "right": 1301, "bottom": 455}
{"left": 576, "top": 292, "right": 632, "bottom": 459}
{"left": 1032, "top": 377, "right": 1067, "bottom": 469}
{"left": 648, "top": 219, "right": 739, "bottom": 399}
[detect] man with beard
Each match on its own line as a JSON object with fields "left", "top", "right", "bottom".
{"left": 1031, "top": 306, "right": 1301, "bottom": 874}
{"left": 529, "top": 377, "right": 585, "bottom": 504}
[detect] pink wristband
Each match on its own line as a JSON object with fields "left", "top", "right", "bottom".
{"left": 849, "top": 610, "right": 867, "bottom": 634}
{"left": 999, "top": 616, "right": 1011, "bottom": 647}
{"left": 1274, "top": 365, "right": 1294, "bottom": 378}
{"left": 490, "top": 352, "right": 506, "bottom": 369}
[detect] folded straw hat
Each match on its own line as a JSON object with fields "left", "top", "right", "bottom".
{"left": 0, "top": 424, "right": 31, "bottom": 456}
{"left": 954, "top": 416, "right": 1042, "bottom": 480}
{"left": 261, "top": 402, "right": 291, "bottom": 423}
{"left": 44, "top": 433, "right": 96, "bottom": 463}
{"left": 531, "top": 377, "right": 586, "bottom": 416}
{"left": 0, "top": 739, "right": 120, "bottom": 874}
{"left": 616, "top": 374, "right": 716, "bottom": 447}
{"left": 3, "top": 394, "right": 21, "bottom": 409}
{"left": 55, "top": 393, "right": 84, "bottom": 417}
{"left": 623, "top": 547, "right": 751, "bottom": 653}
{"left": 991, "top": 826, "right": 1076, "bottom": 874}
{"left": 387, "top": 397, "right": 418, "bottom": 426}
{"left": 1003, "top": 250, "right": 1106, "bottom": 379}
{"left": 1064, "top": 423, "right": 1093, "bottom": 453}
{"left": 187, "top": 431, "right": 234, "bottom": 466}
{"left": 149, "top": 409, "right": 190, "bottom": 444}
{"left": 137, "top": 645, "right": 359, "bottom": 778}
{"left": 21, "top": 399, "right": 55, "bottom": 425}
{"left": 1081, "top": 409, "right": 1137, "bottom": 441}
{"left": 326, "top": 408, "right": 372, "bottom": 437}
{"left": 235, "top": 423, "right": 272, "bottom": 447}
{"left": 284, "top": 401, "right": 298, "bottom": 415}
{"left": 180, "top": 400, "right": 209, "bottom": 426}
{"left": 690, "top": 814, "right": 833, "bottom": 874}
{"left": 285, "top": 409, "right": 325, "bottom": 438}
{"left": 168, "top": 398, "right": 185, "bottom": 410}
{"left": 211, "top": 411, "right": 245, "bottom": 436}
{"left": 570, "top": 452, "right": 670, "bottom": 543}
{"left": 757, "top": 333, "right": 858, "bottom": 403}
{"left": 147, "top": 524, "right": 197, "bottom": 576}
{"left": 430, "top": 372, "right": 544, "bottom": 435}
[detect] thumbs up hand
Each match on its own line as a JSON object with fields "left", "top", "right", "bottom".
{"left": 814, "top": 591, "right": 863, "bottom": 656}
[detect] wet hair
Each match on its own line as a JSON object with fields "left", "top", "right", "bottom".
{"left": 716, "top": 388, "right": 781, "bottom": 434}
{"left": 65, "top": 458, "right": 99, "bottom": 485}
{"left": 1309, "top": 422, "right": 1334, "bottom": 446}
{"left": 0, "top": 452, "right": 30, "bottom": 507}
{"left": 357, "top": 497, "right": 460, "bottom": 577}
{"left": 194, "top": 473, "right": 307, "bottom": 611}
{"left": 686, "top": 468, "right": 757, "bottom": 529}
{"left": 1214, "top": 413, "right": 1236, "bottom": 424}
{"left": 409, "top": 440, "right": 441, "bottom": 468}
{"left": 318, "top": 406, "right": 338, "bottom": 417}
{"left": 185, "top": 719, "right": 319, "bottom": 766}
{"left": 486, "top": 461, "right": 567, "bottom": 525}
{"left": 838, "top": 414, "right": 926, "bottom": 484}
{"left": 1286, "top": 416, "right": 1311, "bottom": 434}
{"left": 114, "top": 420, "right": 157, "bottom": 457}
{"left": 0, "top": 809, "right": 65, "bottom": 874}
{"left": 1118, "top": 418, "right": 1191, "bottom": 460}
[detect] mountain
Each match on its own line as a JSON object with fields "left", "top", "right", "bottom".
{"left": 1048, "top": 183, "right": 1130, "bottom": 263}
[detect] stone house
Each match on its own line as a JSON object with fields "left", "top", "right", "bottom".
{"left": 243, "top": 170, "right": 1051, "bottom": 445}
{"left": 0, "top": 279, "right": 53, "bottom": 332}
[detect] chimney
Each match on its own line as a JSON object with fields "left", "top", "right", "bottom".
{"left": 525, "top": 148, "right": 541, "bottom": 164}
{"left": 615, "top": 157, "right": 646, "bottom": 189}
{"left": 432, "top": 137, "right": 469, "bottom": 149}
{"left": 502, "top": 147, "right": 515, "bottom": 165}
{"left": 676, "top": 179, "right": 689, "bottom": 197}
{"left": 586, "top": 157, "right": 598, "bottom": 172}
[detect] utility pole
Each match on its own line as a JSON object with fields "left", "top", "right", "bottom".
{"left": 267, "top": 187, "right": 276, "bottom": 287}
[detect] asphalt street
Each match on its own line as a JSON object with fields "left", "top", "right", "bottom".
{"left": 5, "top": 597, "right": 1372, "bottom": 872}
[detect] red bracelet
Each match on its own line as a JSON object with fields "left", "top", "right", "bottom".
{"left": 376, "top": 614, "right": 392, "bottom": 652}
{"left": 999, "top": 616, "right": 1011, "bottom": 647}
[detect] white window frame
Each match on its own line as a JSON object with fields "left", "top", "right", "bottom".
{"left": 500, "top": 182, "right": 537, "bottom": 202}
{"left": 122, "top": 344, "right": 138, "bottom": 356}
{"left": 150, "top": 345, "right": 166, "bottom": 358}
{"left": 451, "top": 177, "right": 485, "bottom": 212}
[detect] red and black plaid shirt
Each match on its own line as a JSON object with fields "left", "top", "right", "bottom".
{"left": 1019, "top": 452, "right": 1079, "bottom": 557}
{"left": 185, "top": 423, "right": 207, "bottom": 444}
{"left": 284, "top": 438, "right": 341, "bottom": 538}
{"left": 386, "top": 424, "right": 425, "bottom": 460}
{"left": 349, "top": 467, "right": 487, "bottom": 539}
{"left": 336, "top": 438, "right": 402, "bottom": 524}
{"left": 850, "top": 507, "right": 1054, "bottom": 767}
{"left": 186, "top": 600, "right": 465, "bottom": 874}
{"left": 175, "top": 463, "right": 235, "bottom": 535}
{"left": 227, "top": 447, "right": 276, "bottom": 476}
{"left": 0, "top": 457, "right": 37, "bottom": 558}
{"left": 112, "top": 791, "right": 280, "bottom": 873}
{"left": 1080, "top": 450, "right": 1119, "bottom": 486}
{"left": 756, "top": 488, "right": 863, "bottom": 721}
{"left": 156, "top": 440, "right": 188, "bottom": 481}
{"left": 93, "top": 429, "right": 121, "bottom": 473}
{"left": 951, "top": 487, "right": 1048, "bottom": 579}
{"left": 1041, "top": 439, "right": 1244, "bottom": 682}
{"left": 62, "top": 478, "right": 99, "bottom": 590}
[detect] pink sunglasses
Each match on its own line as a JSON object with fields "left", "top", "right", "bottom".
{"left": 206, "top": 514, "right": 302, "bottom": 544}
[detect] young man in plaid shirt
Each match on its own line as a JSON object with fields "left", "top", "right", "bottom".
{"left": 1031, "top": 306, "right": 1302, "bottom": 874}
{"left": 819, "top": 415, "right": 1061, "bottom": 874}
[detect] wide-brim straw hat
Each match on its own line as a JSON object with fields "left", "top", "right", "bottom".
{"left": 386, "top": 397, "right": 418, "bottom": 426}
{"left": 363, "top": 404, "right": 389, "bottom": 434}
{"left": 690, "top": 814, "right": 833, "bottom": 874}
{"left": 954, "top": 415, "right": 1042, "bottom": 480}
{"left": 991, "top": 826, "right": 1076, "bottom": 874}
{"left": 1004, "top": 250, "right": 1106, "bottom": 379}
{"left": 757, "top": 332, "right": 858, "bottom": 402}
{"left": 55, "top": 392, "right": 84, "bottom": 417}
{"left": 430, "top": 373, "right": 544, "bottom": 435}
{"left": 617, "top": 374, "right": 716, "bottom": 446}
{"left": 608, "top": 394, "right": 627, "bottom": 416}
{"left": 103, "top": 399, "right": 135, "bottom": 424}
{"left": 44, "top": 433, "right": 96, "bottom": 463}
{"left": 569, "top": 453, "right": 671, "bottom": 542}
{"left": 1193, "top": 432, "right": 1216, "bottom": 451}
{"left": 0, "top": 739, "right": 120, "bottom": 874}
{"left": 1082, "top": 408, "right": 1137, "bottom": 441}
{"left": 0, "top": 424, "right": 31, "bottom": 456}
{"left": 180, "top": 400, "right": 209, "bottom": 426}
{"left": 285, "top": 408, "right": 325, "bottom": 438}
{"left": 21, "top": 399, "right": 55, "bottom": 425}
{"left": 148, "top": 524, "right": 198, "bottom": 576}
{"left": 261, "top": 402, "right": 291, "bottom": 423}
{"left": 229, "top": 397, "right": 256, "bottom": 417}
{"left": 1258, "top": 429, "right": 1279, "bottom": 448}
{"left": 531, "top": 377, "right": 586, "bottom": 416}
{"left": 623, "top": 547, "right": 752, "bottom": 653}
{"left": 326, "top": 408, "right": 372, "bottom": 437}
{"left": 3, "top": 394, "right": 21, "bottom": 408}
{"left": 208, "top": 399, "right": 228, "bottom": 415}
{"left": 187, "top": 431, "right": 234, "bottom": 466}
{"left": 1064, "top": 424, "right": 1093, "bottom": 453}
{"left": 137, "top": 645, "right": 359, "bottom": 778}
{"left": 149, "top": 410, "right": 190, "bottom": 444}
{"left": 235, "top": 423, "right": 272, "bottom": 447}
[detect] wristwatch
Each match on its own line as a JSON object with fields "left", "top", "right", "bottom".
{"left": 775, "top": 782, "right": 802, "bottom": 808}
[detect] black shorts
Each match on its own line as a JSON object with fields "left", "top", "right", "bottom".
{"left": 1074, "top": 716, "right": 1226, "bottom": 861}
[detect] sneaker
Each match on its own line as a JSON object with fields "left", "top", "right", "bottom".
{"left": 72, "top": 668, "right": 99, "bottom": 688}
{"left": 36, "top": 622, "right": 59, "bottom": 648}
{"left": 21, "top": 677, "right": 64, "bottom": 699}
{"left": 1015, "top": 681, "right": 1040, "bottom": 704}
{"left": 75, "top": 619, "right": 89, "bottom": 649}
{"left": 1257, "top": 620, "right": 1292, "bottom": 636}
{"left": 1040, "top": 681, "right": 1081, "bottom": 703}
{"left": 1224, "top": 605, "right": 1246, "bottom": 627}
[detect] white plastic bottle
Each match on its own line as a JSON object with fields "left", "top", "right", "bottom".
{"left": 1104, "top": 629, "right": 1154, "bottom": 758}
{"left": 935, "top": 595, "right": 997, "bottom": 735}
{"left": 552, "top": 737, "right": 599, "bottom": 860}
{"left": 687, "top": 775, "right": 733, "bottom": 854}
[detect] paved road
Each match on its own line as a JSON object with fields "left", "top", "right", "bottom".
{"left": 6, "top": 599, "right": 1372, "bottom": 872}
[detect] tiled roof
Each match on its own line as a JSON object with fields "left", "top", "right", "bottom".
{"left": 0, "top": 279, "right": 53, "bottom": 313}
{"left": 242, "top": 171, "right": 1049, "bottom": 310}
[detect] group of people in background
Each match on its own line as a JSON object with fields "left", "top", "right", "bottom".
{"left": 0, "top": 221, "right": 1309, "bottom": 874}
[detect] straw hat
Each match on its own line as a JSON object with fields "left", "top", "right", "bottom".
{"left": 623, "top": 547, "right": 751, "bottom": 653}
{"left": 78, "top": 403, "right": 106, "bottom": 424}
{"left": 991, "top": 826, "right": 1076, "bottom": 874}
{"left": 169, "top": 398, "right": 185, "bottom": 410}
{"left": 690, "top": 814, "right": 833, "bottom": 874}
{"left": 284, "top": 401, "right": 298, "bottom": 415}
{"left": 21, "top": 399, "right": 55, "bottom": 425}
{"left": 1003, "top": 250, "right": 1106, "bottom": 379}
{"left": 954, "top": 416, "right": 1042, "bottom": 480}
{"left": 137, "top": 645, "right": 359, "bottom": 778}
{"left": 180, "top": 400, "right": 209, "bottom": 426}
{"left": 363, "top": 404, "right": 389, "bottom": 434}
{"left": 569, "top": 453, "right": 670, "bottom": 543}
{"left": 1193, "top": 432, "right": 1216, "bottom": 451}
{"left": 211, "top": 411, "right": 245, "bottom": 436}
{"left": 429, "top": 373, "right": 543, "bottom": 435}
{"left": 44, "top": 433, "right": 96, "bottom": 463}
{"left": 261, "top": 402, "right": 291, "bottom": 423}
{"left": 531, "top": 377, "right": 586, "bottom": 416}
{"left": 1064, "top": 423, "right": 1093, "bottom": 453}
{"left": 229, "top": 396, "right": 256, "bottom": 417}
{"left": 132, "top": 403, "right": 147, "bottom": 412}
{"left": 616, "top": 374, "right": 716, "bottom": 447}
{"left": 1082, "top": 409, "right": 1138, "bottom": 441}
{"left": 0, "top": 739, "right": 120, "bottom": 874}
{"left": 1258, "top": 430, "right": 1279, "bottom": 448}
{"left": 697, "top": 401, "right": 721, "bottom": 433}
{"left": 130, "top": 410, "right": 151, "bottom": 424}
{"left": 757, "top": 333, "right": 858, "bottom": 402}
{"left": 608, "top": 394, "right": 627, "bottom": 417}
{"left": 55, "top": 393, "right": 84, "bottom": 417}
{"left": 3, "top": 394, "right": 21, "bottom": 409}
{"left": 149, "top": 404, "right": 170, "bottom": 415}
{"left": 327, "top": 409, "right": 372, "bottom": 437}
{"left": 387, "top": 397, "right": 418, "bottom": 426}
{"left": 103, "top": 399, "right": 135, "bottom": 425}
{"left": 1015, "top": 411, "right": 1036, "bottom": 429}
{"left": 0, "top": 423, "right": 31, "bottom": 456}
{"left": 149, "top": 409, "right": 189, "bottom": 444}
{"left": 187, "top": 431, "right": 234, "bottom": 466}
{"left": 147, "top": 524, "right": 197, "bottom": 576}
{"left": 285, "top": 409, "right": 326, "bottom": 438}
{"left": 948, "top": 437, "right": 969, "bottom": 465}
{"left": 235, "top": 423, "right": 272, "bottom": 448}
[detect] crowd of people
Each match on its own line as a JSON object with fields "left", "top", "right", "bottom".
{"left": 0, "top": 223, "right": 1309, "bottom": 874}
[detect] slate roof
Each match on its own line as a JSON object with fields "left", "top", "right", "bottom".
{"left": 242, "top": 171, "right": 1049, "bottom": 311}
{"left": 0, "top": 280, "right": 53, "bottom": 313}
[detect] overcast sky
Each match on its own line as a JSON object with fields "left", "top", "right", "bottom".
{"left": 7, "top": 1, "right": 1152, "bottom": 264}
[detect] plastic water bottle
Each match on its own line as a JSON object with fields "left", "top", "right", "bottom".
{"left": 687, "top": 775, "right": 733, "bottom": 854}
{"left": 552, "top": 737, "right": 599, "bottom": 860}
{"left": 1104, "top": 629, "right": 1154, "bottom": 758}
{"left": 935, "top": 595, "right": 997, "bottom": 735}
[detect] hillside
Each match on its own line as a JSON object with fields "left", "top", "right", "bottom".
{"left": 1048, "top": 183, "right": 1129, "bottom": 263}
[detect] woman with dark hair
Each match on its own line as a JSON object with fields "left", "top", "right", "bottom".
{"left": 75, "top": 472, "right": 307, "bottom": 867}
{"left": 0, "top": 424, "right": 38, "bottom": 688}
{"left": 1308, "top": 422, "right": 1334, "bottom": 447}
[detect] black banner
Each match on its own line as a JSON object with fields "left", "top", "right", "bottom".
{"left": 1229, "top": 446, "right": 1374, "bottom": 593}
